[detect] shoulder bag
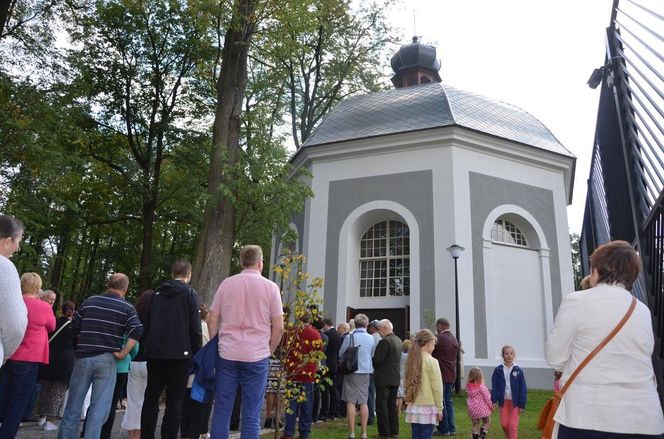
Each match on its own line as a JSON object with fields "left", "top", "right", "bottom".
{"left": 337, "top": 333, "right": 360, "bottom": 375}
{"left": 49, "top": 319, "right": 72, "bottom": 343}
{"left": 538, "top": 296, "right": 637, "bottom": 438}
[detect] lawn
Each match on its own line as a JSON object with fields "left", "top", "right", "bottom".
{"left": 262, "top": 389, "right": 551, "bottom": 439}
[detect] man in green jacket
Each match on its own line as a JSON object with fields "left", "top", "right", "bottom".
{"left": 372, "top": 319, "right": 403, "bottom": 439}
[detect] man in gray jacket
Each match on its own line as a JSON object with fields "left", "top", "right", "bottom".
{"left": 372, "top": 319, "right": 402, "bottom": 439}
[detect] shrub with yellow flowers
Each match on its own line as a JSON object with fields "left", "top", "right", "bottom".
{"left": 269, "top": 250, "right": 331, "bottom": 437}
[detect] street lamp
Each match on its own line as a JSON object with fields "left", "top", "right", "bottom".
{"left": 446, "top": 244, "right": 464, "bottom": 394}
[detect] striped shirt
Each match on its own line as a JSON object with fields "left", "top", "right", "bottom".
{"left": 73, "top": 292, "right": 143, "bottom": 359}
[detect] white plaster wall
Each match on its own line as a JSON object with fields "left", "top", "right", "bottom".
{"left": 449, "top": 137, "right": 572, "bottom": 368}
{"left": 490, "top": 244, "right": 546, "bottom": 362}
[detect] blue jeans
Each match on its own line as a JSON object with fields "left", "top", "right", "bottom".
{"left": 57, "top": 353, "right": 117, "bottom": 439}
{"left": 368, "top": 374, "right": 375, "bottom": 423}
{"left": 284, "top": 382, "right": 314, "bottom": 438}
{"left": 0, "top": 360, "right": 40, "bottom": 439}
{"left": 210, "top": 355, "right": 268, "bottom": 439}
{"left": 437, "top": 382, "right": 455, "bottom": 434}
{"left": 411, "top": 422, "right": 434, "bottom": 439}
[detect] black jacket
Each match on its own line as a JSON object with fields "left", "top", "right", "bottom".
{"left": 372, "top": 332, "right": 402, "bottom": 387}
{"left": 142, "top": 279, "right": 202, "bottom": 360}
{"left": 324, "top": 327, "right": 342, "bottom": 374}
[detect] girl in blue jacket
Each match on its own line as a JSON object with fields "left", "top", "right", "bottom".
{"left": 490, "top": 345, "right": 527, "bottom": 439}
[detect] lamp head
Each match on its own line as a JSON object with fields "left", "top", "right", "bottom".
{"left": 447, "top": 244, "right": 465, "bottom": 259}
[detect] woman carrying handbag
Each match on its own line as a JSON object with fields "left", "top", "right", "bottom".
{"left": 545, "top": 241, "right": 664, "bottom": 438}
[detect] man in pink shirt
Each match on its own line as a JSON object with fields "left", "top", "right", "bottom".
{"left": 207, "top": 245, "right": 283, "bottom": 438}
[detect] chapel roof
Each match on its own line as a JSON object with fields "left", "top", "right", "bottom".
{"left": 302, "top": 81, "right": 574, "bottom": 158}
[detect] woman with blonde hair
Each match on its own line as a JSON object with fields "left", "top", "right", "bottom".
{"left": 404, "top": 329, "right": 443, "bottom": 439}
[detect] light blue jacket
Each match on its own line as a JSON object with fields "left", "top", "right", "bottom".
{"left": 339, "top": 328, "right": 375, "bottom": 374}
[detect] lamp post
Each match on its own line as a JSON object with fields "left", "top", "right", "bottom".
{"left": 446, "top": 244, "right": 464, "bottom": 394}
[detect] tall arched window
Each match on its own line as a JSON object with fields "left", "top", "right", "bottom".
{"left": 491, "top": 218, "right": 528, "bottom": 247}
{"left": 359, "top": 220, "right": 410, "bottom": 297}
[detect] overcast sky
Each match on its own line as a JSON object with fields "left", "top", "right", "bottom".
{"left": 387, "top": 0, "right": 615, "bottom": 234}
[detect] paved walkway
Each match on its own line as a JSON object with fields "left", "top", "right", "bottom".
{"left": 16, "top": 409, "right": 268, "bottom": 438}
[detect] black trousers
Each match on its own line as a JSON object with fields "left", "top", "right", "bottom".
{"left": 141, "top": 359, "right": 190, "bottom": 439}
{"left": 375, "top": 385, "right": 399, "bottom": 438}
{"left": 321, "top": 373, "right": 337, "bottom": 419}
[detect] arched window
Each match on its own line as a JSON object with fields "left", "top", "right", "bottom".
{"left": 359, "top": 220, "right": 410, "bottom": 297}
{"left": 491, "top": 219, "right": 528, "bottom": 247}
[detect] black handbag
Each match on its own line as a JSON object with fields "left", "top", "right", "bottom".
{"left": 337, "top": 333, "right": 359, "bottom": 375}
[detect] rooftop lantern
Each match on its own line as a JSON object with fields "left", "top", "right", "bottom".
{"left": 390, "top": 36, "right": 442, "bottom": 88}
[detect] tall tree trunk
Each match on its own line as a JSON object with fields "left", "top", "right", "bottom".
{"left": 192, "top": 0, "right": 257, "bottom": 304}
{"left": 139, "top": 197, "right": 156, "bottom": 289}
{"left": 50, "top": 219, "right": 72, "bottom": 291}
{"left": 0, "top": 0, "right": 13, "bottom": 37}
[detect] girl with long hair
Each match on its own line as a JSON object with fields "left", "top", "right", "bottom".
{"left": 404, "top": 329, "right": 443, "bottom": 439}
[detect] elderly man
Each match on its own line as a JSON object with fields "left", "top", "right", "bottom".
{"left": 372, "top": 319, "right": 402, "bottom": 439}
{"left": 206, "top": 245, "right": 284, "bottom": 439}
{"left": 39, "top": 289, "right": 57, "bottom": 307}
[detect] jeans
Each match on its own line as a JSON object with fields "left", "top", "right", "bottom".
{"left": 141, "top": 359, "right": 191, "bottom": 439}
{"left": 368, "top": 374, "right": 376, "bottom": 423}
{"left": 376, "top": 385, "right": 399, "bottom": 437}
{"left": 0, "top": 360, "right": 40, "bottom": 439}
{"left": 81, "top": 372, "right": 129, "bottom": 439}
{"left": 57, "top": 353, "right": 117, "bottom": 439}
{"left": 210, "top": 355, "right": 269, "bottom": 439}
{"left": 284, "top": 382, "right": 314, "bottom": 438}
{"left": 558, "top": 424, "right": 664, "bottom": 439}
{"left": 411, "top": 422, "right": 434, "bottom": 439}
{"left": 23, "top": 381, "right": 41, "bottom": 419}
{"left": 437, "top": 382, "right": 455, "bottom": 434}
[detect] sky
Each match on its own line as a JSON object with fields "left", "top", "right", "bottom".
{"left": 387, "top": 0, "right": 615, "bottom": 234}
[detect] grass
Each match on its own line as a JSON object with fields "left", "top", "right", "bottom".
{"left": 262, "top": 389, "right": 551, "bottom": 439}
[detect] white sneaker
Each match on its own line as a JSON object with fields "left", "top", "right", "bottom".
{"left": 43, "top": 421, "right": 58, "bottom": 431}
{"left": 37, "top": 417, "right": 47, "bottom": 427}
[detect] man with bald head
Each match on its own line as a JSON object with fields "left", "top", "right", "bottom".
{"left": 57, "top": 273, "right": 143, "bottom": 439}
{"left": 372, "top": 319, "right": 402, "bottom": 439}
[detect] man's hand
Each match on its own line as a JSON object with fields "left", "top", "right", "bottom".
{"left": 113, "top": 351, "right": 127, "bottom": 360}
{"left": 436, "top": 411, "right": 443, "bottom": 422}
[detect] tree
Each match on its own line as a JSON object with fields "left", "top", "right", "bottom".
{"left": 257, "top": 0, "right": 396, "bottom": 147}
{"left": 66, "top": 0, "right": 207, "bottom": 288}
{"left": 570, "top": 232, "right": 583, "bottom": 290}
{"left": 191, "top": 0, "right": 259, "bottom": 302}
{"left": 193, "top": 0, "right": 396, "bottom": 302}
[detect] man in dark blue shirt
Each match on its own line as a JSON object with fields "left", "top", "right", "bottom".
{"left": 57, "top": 273, "right": 142, "bottom": 439}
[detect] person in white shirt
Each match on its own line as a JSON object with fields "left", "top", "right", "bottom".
{"left": 546, "top": 240, "right": 664, "bottom": 438}
{"left": 0, "top": 214, "right": 28, "bottom": 364}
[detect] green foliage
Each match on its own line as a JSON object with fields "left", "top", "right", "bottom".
{"left": 0, "top": 0, "right": 396, "bottom": 303}
{"left": 271, "top": 251, "right": 329, "bottom": 437}
{"left": 570, "top": 233, "right": 583, "bottom": 290}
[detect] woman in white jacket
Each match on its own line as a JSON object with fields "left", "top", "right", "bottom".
{"left": 0, "top": 214, "right": 28, "bottom": 363}
{"left": 546, "top": 240, "right": 664, "bottom": 438}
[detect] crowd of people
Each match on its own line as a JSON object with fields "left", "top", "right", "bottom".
{"left": 2, "top": 211, "right": 664, "bottom": 439}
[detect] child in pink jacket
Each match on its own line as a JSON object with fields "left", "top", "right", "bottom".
{"left": 466, "top": 367, "right": 493, "bottom": 439}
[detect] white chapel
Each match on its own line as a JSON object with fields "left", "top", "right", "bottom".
{"left": 272, "top": 38, "right": 575, "bottom": 387}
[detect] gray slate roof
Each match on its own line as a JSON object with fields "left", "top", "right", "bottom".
{"left": 303, "top": 82, "right": 574, "bottom": 158}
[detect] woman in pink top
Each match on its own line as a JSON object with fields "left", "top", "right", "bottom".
{"left": 0, "top": 272, "right": 55, "bottom": 438}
